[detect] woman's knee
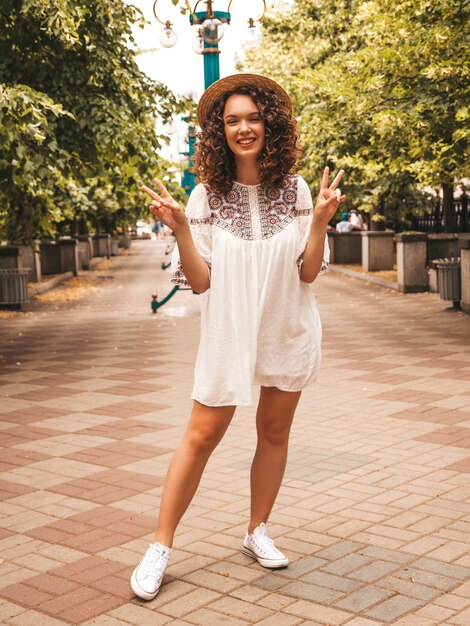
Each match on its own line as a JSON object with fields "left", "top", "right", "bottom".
{"left": 186, "top": 425, "right": 223, "bottom": 453}
{"left": 184, "top": 402, "right": 235, "bottom": 454}
{"left": 257, "top": 417, "right": 291, "bottom": 446}
{"left": 256, "top": 387, "right": 299, "bottom": 446}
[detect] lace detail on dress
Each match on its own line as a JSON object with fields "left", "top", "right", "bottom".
{"left": 203, "top": 176, "right": 300, "bottom": 241}
{"left": 170, "top": 258, "right": 212, "bottom": 287}
{"left": 206, "top": 185, "right": 253, "bottom": 240}
{"left": 257, "top": 182, "right": 300, "bottom": 238}
{"left": 170, "top": 259, "right": 190, "bottom": 286}
{"left": 296, "top": 255, "right": 329, "bottom": 276}
{"left": 188, "top": 217, "right": 212, "bottom": 226}
{"left": 249, "top": 186, "right": 262, "bottom": 239}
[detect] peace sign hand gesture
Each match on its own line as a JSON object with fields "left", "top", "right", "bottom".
{"left": 313, "top": 167, "right": 346, "bottom": 224}
{"left": 141, "top": 178, "right": 188, "bottom": 235}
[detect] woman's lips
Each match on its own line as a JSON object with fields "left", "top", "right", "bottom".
{"left": 237, "top": 138, "right": 256, "bottom": 147}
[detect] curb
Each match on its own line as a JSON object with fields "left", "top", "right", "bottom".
{"left": 29, "top": 272, "right": 74, "bottom": 297}
{"left": 28, "top": 256, "right": 113, "bottom": 298}
{"left": 88, "top": 257, "right": 108, "bottom": 270}
{"left": 329, "top": 264, "right": 398, "bottom": 290}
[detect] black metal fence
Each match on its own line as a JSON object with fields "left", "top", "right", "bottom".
{"left": 410, "top": 196, "right": 469, "bottom": 233}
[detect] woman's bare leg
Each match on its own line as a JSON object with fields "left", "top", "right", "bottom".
{"left": 153, "top": 400, "right": 236, "bottom": 547}
{"left": 248, "top": 386, "right": 301, "bottom": 533}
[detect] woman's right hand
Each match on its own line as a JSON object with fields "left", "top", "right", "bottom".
{"left": 141, "top": 178, "right": 188, "bottom": 234}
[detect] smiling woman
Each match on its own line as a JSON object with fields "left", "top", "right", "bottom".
{"left": 132, "top": 73, "right": 346, "bottom": 603}
{"left": 223, "top": 94, "right": 265, "bottom": 162}
{"left": 194, "top": 81, "right": 301, "bottom": 195}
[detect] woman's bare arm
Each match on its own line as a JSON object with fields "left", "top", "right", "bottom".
{"left": 142, "top": 178, "right": 210, "bottom": 294}
{"left": 300, "top": 167, "right": 346, "bottom": 283}
{"left": 299, "top": 218, "right": 328, "bottom": 283}
{"left": 174, "top": 225, "right": 210, "bottom": 294}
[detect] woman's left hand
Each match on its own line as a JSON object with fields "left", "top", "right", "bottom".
{"left": 313, "top": 167, "right": 346, "bottom": 224}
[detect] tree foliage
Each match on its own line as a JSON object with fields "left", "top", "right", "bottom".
{"left": 243, "top": 0, "right": 469, "bottom": 228}
{"left": 0, "top": 0, "right": 186, "bottom": 243}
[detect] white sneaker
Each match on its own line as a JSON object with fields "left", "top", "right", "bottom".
{"left": 242, "top": 522, "right": 288, "bottom": 568}
{"left": 130, "top": 542, "right": 171, "bottom": 600}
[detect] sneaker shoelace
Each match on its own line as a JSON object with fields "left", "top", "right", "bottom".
{"left": 255, "top": 527, "right": 279, "bottom": 555}
{"left": 141, "top": 544, "right": 168, "bottom": 579}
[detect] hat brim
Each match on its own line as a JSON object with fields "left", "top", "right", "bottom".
{"left": 197, "top": 73, "right": 292, "bottom": 127}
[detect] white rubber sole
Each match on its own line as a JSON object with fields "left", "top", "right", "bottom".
{"left": 130, "top": 568, "right": 161, "bottom": 601}
{"left": 242, "top": 545, "right": 289, "bottom": 569}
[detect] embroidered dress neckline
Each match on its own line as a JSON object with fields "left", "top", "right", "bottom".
{"left": 233, "top": 181, "right": 261, "bottom": 188}
{"left": 203, "top": 175, "right": 303, "bottom": 241}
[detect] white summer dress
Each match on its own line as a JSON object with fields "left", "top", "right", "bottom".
{"left": 170, "top": 174, "right": 329, "bottom": 407}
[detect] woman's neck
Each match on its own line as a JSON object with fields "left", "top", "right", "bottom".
{"left": 235, "top": 158, "right": 260, "bottom": 185}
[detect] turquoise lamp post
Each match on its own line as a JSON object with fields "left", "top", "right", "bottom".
{"left": 150, "top": 1, "right": 266, "bottom": 313}
{"left": 153, "top": 0, "right": 266, "bottom": 194}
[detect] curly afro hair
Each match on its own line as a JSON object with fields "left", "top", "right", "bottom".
{"left": 194, "top": 85, "right": 301, "bottom": 196}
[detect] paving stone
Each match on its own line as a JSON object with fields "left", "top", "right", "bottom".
{"left": 257, "top": 592, "right": 297, "bottom": 610}
{"left": 395, "top": 566, "right": 462, "bottom": 591}
{"left": 302, "top": 569, "right": 363, "bottom": 592}
{"left": 413, "top": 557, "right": 470, "bottom": 581}
{"left": 349, "top": 559, "right": 400, "bottom": 583}
{"left": 434, "top": 593, "right": 470, "bottom": 611}
{"left": 446, "top": 606, "right": 470, "bottom": 625}
{"left": 229, "top": 585, "right": 269, "bottom": 603}
{"left": 283, "top": 599, "right": 351, "bottom": 624}
{"left": 254, "top": 614, "right": 303, "bottom": 626}
{"left": 377, "top": 575, "right": 442, "bottom": 601}
{"left": 36, "top": 585, "right": 102, "bottom": 616}
{"left": 314, "top": 541, "right": 366, "bottom": 561}
{"left": 344, "top": 618, "right": 383, "bottom": 626}
{"left": 335, "top": 586, "right": 394, "bottom": 612}
{"left": 0, "top": 582, "right": 55, "bottom": 608}
{"left": 182, "top": 569, "right": 243, "bottom": 594}
{"left": 322, "top": 553, "right": 372, "bottom": 576}
{"left": 205, "top": 561, "right": 265, "bottom": 583}
{"left": 6, "top": 609, "right": 70, "bottom": 625}
{"left": 80, "top": 616, "right": 129, "bottom": 626}
{"left": 109, "top": 603, "right": 172, "bottom": 625}
{"left": 415, "top": 603, "right": 457, "bottom": 622}
{"left": 281, "top": 580, "right": 344, "bottom": 603}
{"left": 183, "top": 607, "right": 250, "bottom": 625}
{"left": 359, "top": 546, "right": 415, "bottom": 564}
{"left": 379, "top": 616, "right": 436, "bottom": 626}
{"left": 279, "top": 556, "right": 327, "bottom": 579}
{"left": 208, "top": 596, "right": 273, "bottom": 622}
{"left": 255, "top": 573, "right": 291, "bottom": 592}
{"left": 159, "top": 588, "right": 221, "bottom": 618}
{"left": 58, "top": 594, "right": 125, "bottom": 624}
{"left": 0, "top": 601, "right": 27, "bottom": 621}
{"left": 366, "top": 594, "right": 424, "bottom": 622}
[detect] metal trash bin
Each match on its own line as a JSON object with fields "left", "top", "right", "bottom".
{"left": 0, "top": 268, "right": 30, "bottom": 308}
{"left": 436, "top": 258, "right": 461, "bottom": 309}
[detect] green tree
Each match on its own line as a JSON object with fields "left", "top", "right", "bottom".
{"left": 0, "top": 0, "right": 186, "bottom": 244}
{"left": 243, "top": 0, "right": 469, "bottom": 230}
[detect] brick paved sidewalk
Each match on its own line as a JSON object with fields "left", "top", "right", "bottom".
{"left": 1, "top": 239, "right": 469, "bottom": 626}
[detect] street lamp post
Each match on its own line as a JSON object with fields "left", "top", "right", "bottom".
{"left": 153, "top": 0, "right": 266, "bottom": 194}
{"left": 150, "top": 1, "right": 266, "bottom": 312}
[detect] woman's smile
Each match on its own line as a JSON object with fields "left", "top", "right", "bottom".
{"left": 223, "top": 94, "right": 265, "bottom": 161}
{"left": 237, "top": 137, "right": 257, "bottom": 147}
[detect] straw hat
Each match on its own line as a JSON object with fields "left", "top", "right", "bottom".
{"left": 197, "top": 73, "right": 292, "bottom": 127}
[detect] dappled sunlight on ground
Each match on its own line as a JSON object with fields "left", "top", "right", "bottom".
{"left": 339, "top": 263, "right": 398, "bottom": 283}
{"left": 33, "top": 277, "right": 101, "bottom": 303}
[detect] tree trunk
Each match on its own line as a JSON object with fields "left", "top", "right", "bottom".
{"left": 442, "top": 182, "right": 456, "bottom": 233}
